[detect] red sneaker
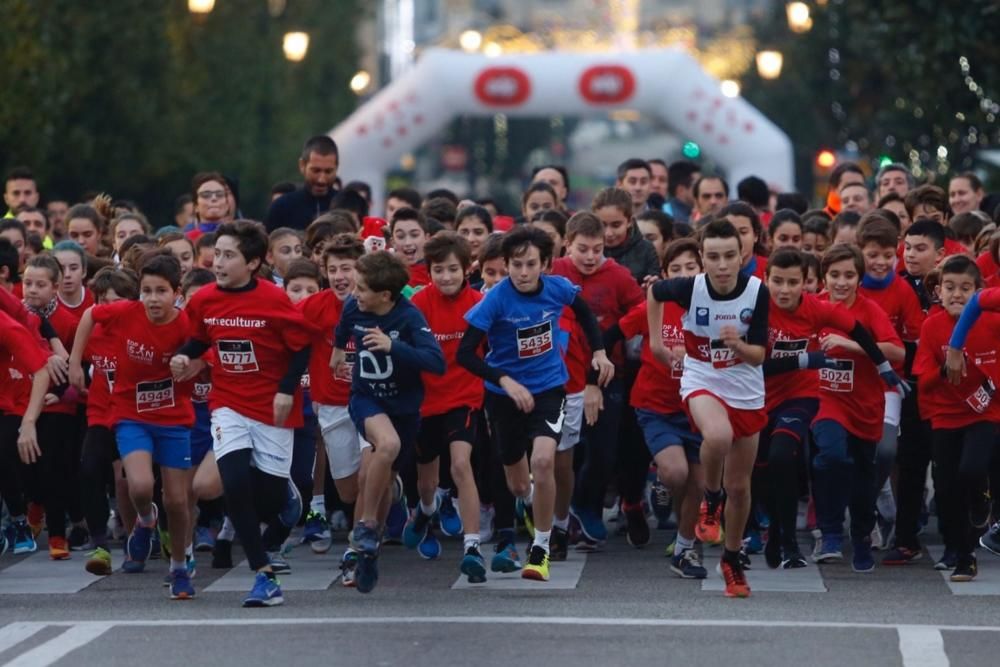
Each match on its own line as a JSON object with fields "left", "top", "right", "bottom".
{"left": 719, "top": 558, "right": 751, "bottom": 598}
{"left": 695, "top": 500, "right": 724, "bottom": 545}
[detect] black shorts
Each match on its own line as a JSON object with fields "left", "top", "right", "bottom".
{"left": 416, "top": 407, "right": 479, "bottom": 465}
{"left": 486, "top": 387, "right": 566, "bottom": 467}
{"left": 82, "top": 424, "right": 121, "bottom": 463}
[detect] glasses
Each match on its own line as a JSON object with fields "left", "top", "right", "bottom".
{"left": 198, "top": 190, "right": 227, "bottom": 201}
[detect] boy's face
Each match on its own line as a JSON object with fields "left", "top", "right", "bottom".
{"left": 665, "top": 250, "right": 700, "bottom": 279}
{"left": 700, "top": 236, "right": 741, "bottom": 293}
{"left": 767, "top": 265, "right": 806, "bottom": 311}
{"left": 617, "top": 168, "right": 650, "bottom": 212}
{"left": 391, "top": 219, "right": 427, "bottom": 266}
{"left": 912, "top": 203, "right": 945, "bottom": 224}
{"left": 903, "top": 234, "right": 943, "bottom": 278}
{"left": 430, "top": 252, "right": 465, "bottom": 297}
{"left": 937, "top": 272, "right": 978, "bottom": 317}
{"left": 353, "top": 275, "right": 391, "bottom": 313}
{"left": 832, "top": 225, "right": 857, "bottom": 247}
{"left": 506, "top": 245, "right": 545, "bottom": 293}
{"left": 801, "top": 232, "right": 828, "bottom": 259}
{"left": 268, "top": 233, "right": 303, "bottom": 277}
{"left": 480, "top": 257, "right": 507, "bottom": 290}
{"left": 594, "top": 205, "right": 630, "bottom": 249}
{"left": 214, "top": 235, "right": 257, "bottom": 288}
{"left": 285, "top": 277, "right": 319, "bottom": 304}
{"left": 861, "top": 242, "right": 896, "bottom": 280}
{"left": 824, "top": 259, "right": 860, "bottom": 304}
{"left": 140, "top": 274, "right": 177, "bottom": 324}
{"left": 22, "top": 266, "right": 57, "bottom": 306}
{"left": 567, "top": 233, "right": 604, "bottom": 276}
{"left": 325, "top": 255, "right": 358, "bottom": 300}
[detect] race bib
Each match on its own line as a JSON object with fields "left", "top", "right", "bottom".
{"left": 300, "top": 373, "right": 311, "bottom": 390}
{"left": 217, "top": 340, "right": 259, "bottom": 373}
{"left": 819, "top": 359, "right": 854, "bottom": 392}
{"left": 710, "top": 338, "right": 742, "bottom": 369}
{"left": 335, "top": 350, "right": 356, "bottom": 383}
{"left": 671, "top": 358, "right": 683, "bottom": 379}
{"left": 966, "top": 377, "right": 996, "bottom": 414}
{"left": 136, "top": 378, "right": 175, "bottom": 413}
{"left": 517, "top": 321, "right": 553, "bottom": 359}
{"left": 771, "top": 338, "right": 808, "bottom": 360}
{"left": 192, "top": 381, "right": 211, "bottom": 404}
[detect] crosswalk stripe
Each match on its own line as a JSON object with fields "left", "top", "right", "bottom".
{"left": 927, "top": 546, "right": 1000, "bottom": 595}
{"left": 1, "top": 624, "right": 111, "bottom": 667}
{"left": 451, "top": 550, "right": 587, "bottom": 590}
{"left": 0, "top": 622, "right": 46, "bottom": 654}
{"left": 0, "top": 550, "right": 123, "bottom": 594}
{"left": 204, "top": 554, "right": 340, "bottom": 592}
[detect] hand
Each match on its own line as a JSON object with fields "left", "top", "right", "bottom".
{"left": 641, "top": 274, "right": 659, "bottom": 291}
{"left": 68, "top": 360, "right": 86, "bottom": 392}
{"left": 820, "top": 334, "right": 859, "bottom": 354}
{"left": 362, "top": 327, "right": 392, "bottom": 353}
{"left": 591, "top": 350, "right": 615, "bottom": 387}
{"left": 945, "top": 347, "right": 967, "bottom": 386}
{"left": 170, "top": 354, "right": 191, "bottom": 379}
{"left": 877, "top": 361, "right": 911, "bottom": 398}
{"left": 273, "top": 392, "right": 294, "bottom": 427}
{"left": 719, "top": 325, "right": 742, "bottom": 351}
{"left": 17, "top": 421, "right": 41, "bottom": 464}
{"left": 47, "top": 355, "right": 68, "bottom": 385}
{"left": 330, "top": 348, "right": 346, "bottom": 374}
{"left": 583, "top": 384, "right": 604, "bottom": 426}
{"left": 175, "top": 357, "right": 205, "bottom": 383}
{"left": 499, "top": 376, "right": 534, "bottom": 413}
{"left": 43, "top": 393, "right": 59, "bottom": 406}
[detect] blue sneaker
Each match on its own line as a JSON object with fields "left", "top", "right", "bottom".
{"left": 278, "top": 481, "right": 303, "bottom": 528}
{"left": 12, "top": 520, "right": 36, "bottom": 554}
{"left": 417, "top": 527, "right": 441, "bottom": 560}
{"left": 569, "top": 505, "right": 607, "bottom": 542}
{"left": 126, "top": 506, "right": 158, "bottom": 567}
{"left": 355, "top": 551, "right": 379, "bottom": 594}
{"left": 744, "top": 529, "right": 764, "bottom": 555}
{"left": 243, "top": 572, "right": 284, "bottom": 607}
{"left": 438, "top": 493, "right": 463, "bottom": 537}
{"left": 852, "top": 537, "right": 875, "bottom": 573}
{"left": 384, "top": 499, "right": 408, "bottom": 545}
{"left": 460, "top": 547, "right": 487, "bottom": 583}
{"left": 403, "top": 508, "right": 434, "bottom": 550}
{"left": 302, "top": 510, "right": 331, "bottom": 544}
{"left": 491, "top": 542, "right": 522, "bottom": 573}
{"left": 350, "top": 522, "right": 380, "bottom": 556}
{"left": 515, "top": 497, "right": 535, "bottom": 538}
{"left": 194, "top": 526, "right": 215, "bottom": 552}
{"left": 169, "top": 568, "right": 196, "bottom": 600}
{"left": 811, "top": 534, "right": 844, "bottom": 564}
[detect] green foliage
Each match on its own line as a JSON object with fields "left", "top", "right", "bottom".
{"left": 0, "top": 0, "right": 361, "bottom": 223}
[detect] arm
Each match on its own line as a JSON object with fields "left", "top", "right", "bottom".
{"left": 277, "top": 346, "right": 311, "bottom": 394}
{"left": 388, "top": 328, "right": 446, "bottom": 375}
{"left": 68, "top": 307, "right": 96, "bottom": 391}
{"left": 17, "top": 370, "right": 51, "bottom": 464}
{"left": 721, "top": 283, "right": 769, "bottom": 366}
{"left": 568, "top": 295, "right": 614, "bottom": 387}
{"left": 646, "top": 285, "right": 673, "bottom": 368}
{"left": 457, "top": 325, "right": 505, "bottom": 386}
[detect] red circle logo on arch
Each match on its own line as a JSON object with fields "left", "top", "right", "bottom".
{"left": 474, "top": 67, "right": 531, "bottom": 107}
{"left": 579, "top": 65, "right": 636, "bottom": 104}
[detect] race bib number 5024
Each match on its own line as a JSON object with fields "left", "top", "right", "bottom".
{"left": 217, "top": 340, "right": 259, "bottom": 373}
{"left": 819, "top": 359, "right": 854, "bottom": 392}
{"left": 517, "top": 321, "right": 553, "bottom": 359}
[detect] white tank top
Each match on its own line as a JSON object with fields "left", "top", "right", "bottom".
{"left": 680, "top": 274, "right": 765, "bottom": 410}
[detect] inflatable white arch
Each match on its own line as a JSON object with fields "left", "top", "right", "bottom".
{"left": 330, "top": 47, "right": 794, "bottom": 214}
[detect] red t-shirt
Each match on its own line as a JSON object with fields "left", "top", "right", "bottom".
{"left": 620, "top": 301, "right": 686, "bottom": 415}
{"left": 412, "top": 283, "right": 485, "bottom": 416}
{"left": 186, "top": 280, "right": 316, "bottom": 427}
{"left": 749, "top": 255, "right": 768, "bottom": 281}
{"left": 299, "top": 290, "right": 353, "bottom": 407}
{"left": 859, "top": 275, "right": 924, "bottom": 342}
{"left": 813, "top": 293, "right": 902, "bottom": 442}
{"left": 0, "top": 310, "right": 49, "bottom": 415}
{"left": 92, "top": 301, "right": 194, "bottom": 427}
{"left": 913, "top": 309, "right": 1000, "bottom": 429}
{"left": 559, "top": 306, "right": 588, "bottom": 394}
{"left": 408, "top": 262, "right": 431, "bottom": 289}
{"left": 977, "top": 251, "right": 999, "bottom": 284}
{"left": 84, "top": 322, "right": 118, "bottom": 429}
{"left": 43, "top": 304, "right": 81, "bottom": 415}
{"left": 765, "top": 293, "right": 857, "bottom": 412}
{"left": 59, "top": 289, "right": 95, "bottom": 321}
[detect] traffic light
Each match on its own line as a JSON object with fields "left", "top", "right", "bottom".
{"left": 682, "top": 141, "right": 701, "bottom": 159}
{"left": 878, "top": 154, "right": 893, "bottom": 167}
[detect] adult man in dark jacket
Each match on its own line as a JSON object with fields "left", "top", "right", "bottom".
{"left": 265, "top": 136, "right": 340, "bottom": 232}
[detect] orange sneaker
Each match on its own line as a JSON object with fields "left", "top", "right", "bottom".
{"left": 695, "top": 500, "right": 724, "bottom": 545}
{"left": 719, "top": 559, "right": 751, "bottom": 598}
{"left": 27, "top": 502, "right": 45, "bottom": 538}
{"left": 49, "top": 536, "right": 70, "bottom": 560}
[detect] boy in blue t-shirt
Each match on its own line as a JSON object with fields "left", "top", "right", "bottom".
{"left": 458, "top": 226, "right": 613, "bottom": 582}
{"left": 332, "top": 250, "right": 445, "bottom": 593}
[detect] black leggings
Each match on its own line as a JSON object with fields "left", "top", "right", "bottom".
{"left": 931, "top": 422, "right": 996, "bottom": 554}
{"left": 79, "top": 425, "right": 118, "bottom": 547}
{"left": 0, "top": 414, "right": 26, "bottom": 517}
{"left": 34, "top": 413, "right": 83, "bottom": 538}
{"left": 217, "top": 448, "right": 289, "bottom": 571}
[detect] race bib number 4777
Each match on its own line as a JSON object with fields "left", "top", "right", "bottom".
{"left": 517, "top": 321, "right": 553, "bottom": 359}
{"left": 217, "top": 340, "right": 260, "bottom": 373}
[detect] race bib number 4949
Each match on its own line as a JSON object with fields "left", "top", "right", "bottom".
{"left": 217, "top": 340, "right": 259, "bottom": 373}
{"left": 517, "top": 321, "right": 553, "bottom": 359}
{"left": 136, "top": 378, "right": 175, "bottom": 413}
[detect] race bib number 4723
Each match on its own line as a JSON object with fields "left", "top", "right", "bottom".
{"left": 217, "top": 340, "right": 259, "bottom": 373}
{"left": 517, "top": 321, "right": 553, "bottom": 359}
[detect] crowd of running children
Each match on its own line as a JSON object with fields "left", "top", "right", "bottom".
{"left": 2, "top": 135, "right": 1000, "bottom": 606}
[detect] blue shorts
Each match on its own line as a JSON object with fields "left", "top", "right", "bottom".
{"left": 635, "top": 409, "right": 701, "bottom": 463}
{"left": 348, "top": 394, "right": 419, "bottom": 471}
{"left": 191, "top": 404, "right": 213, "bottom": 466}
{"left": 115, "top": 420, "right": 192, "bottom": 470}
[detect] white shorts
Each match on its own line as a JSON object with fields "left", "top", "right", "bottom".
{"left": 211, "top": 407, "right": 294, "bottom": 477}
{"left": 883, "top": 391, "right": 902, "bottom": 428}
{"left": 558, "top": 391, "right": 585, "bottom": 452}
{"left": 316, "top": 403, "right": 370, "bottom": 479}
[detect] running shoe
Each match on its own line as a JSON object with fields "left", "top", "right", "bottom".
{"left": 670, "top": 548, "right": 708, "bottom": 579}
{"left": 980, "top": 521, "right": 1000, "bottom": 556}
{"left": 491, "top": 542, "right": 522, "bottom": 573}
{"left": 882, "top": 545, "right": 923, "bottom": 565}
{"left": 383, "top": 499, "right": 407, "bottom": 545}
{"left": 934, "top": 548, "right": 958, "bottom": 571}
{"left": 268, "top": 552, "right": 291, "bottom": 575}
{"left": 85, "top": 547, "right": 113, "bottom": 575}
{"left": 575, "top": 536, "right": 602, "bottom": 552}
{"left": 764, "top": 538, "right": 782, "bottom": 569}
{"left": 515, "top": 497, "right": 534, "bottom": 538}
{"left": 781, "top": 550, "right": 809, "bottom": 569}
{"left": 970, "top": 490, "right": 992, "bottom": 530}
{"left": 127, "top": 506, "right": 158, "bottom": 565}
{"left": 738, "top": 547, "right": 753, "bottom": 570}
{"left": 811, "top": 535, "right": 843, "bottom": 563}
{"left": 340, "top": 550, "right": 359, "bottom": 588}
{"left": 695, "top": 500, "right": 723, "bottom": 546}
{"left": 302, "top": 510, "right": 331, "bottom": 545}
{"left": 278, "top": 481, "right": 303, "bottom": 528}
{"left": 350, "top": 522, "right": 380, "bottom": 556}
{"left": 479, "top": 505, "right": 495, "bottom": 544}
{"left": 460, "top": 546, "right": 487, "bottom": 583}
{"left": 169, "top": 568, "right": 195, "bottom": 600}
{"left": 243, "top": 572, "right": 283, "bottom": 607}
{"left": 26, "top": 502, "right": 44, "bottom": 538}
{"left": 718, "top": 558, "right": 751, "bottom": 598}
{"left": 851, "top": 537, "right": 875, "bottom": 573}
{"left": 212, "top": 538, "right": 233, "bottom": 569}
{"left": 743, "top": 529, "right": 764, "bottom": 555}
{"left": 403, "top": 507, "right": 434, "bottom": 550}
{"left": 355, "top": 545, "right": 379, "bottom": 594}
{"left": 194, "top": 526, "right": 215, "bottom": 552}
{"left": 623, "top": 501, "right": 650, "bottom": 548}
{"left": 439, "top": 493, "right": 463, "bottom": 537}
{"left": 549, "top": 526, "right": 569, "bottom": 562}
{"left": 67, "top": 524, "right": 90, "bottom": 551}
{"left": 417, "top": 527, "right": 442, "bottom": 560}
{"left": 13, "top": 520, "right": 37, "bottom": 554}
{"left": 48, "top": 535, "right": 70, "bottom": 560}
{"left": 649, "top": 479, "right": 674, "bottom": 530}
{"left": 664, "top": 539, "right": 676, "bottom": 558}
{"left": 569, "top": 505, "right": 607, "bottom": 543}
{"left": 329, "top": 510, "right": 349, "bottom": 532}
{"left": 521, "top": 545, "right": 550, "bottom": 581}
{"left": 950, "top": 554, "right": 978, "bottom": 582}
{"left": 310, "top": 534, "right": 332, "bottom": 555}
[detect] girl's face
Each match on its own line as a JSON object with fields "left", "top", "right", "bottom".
{"left": 196, "top": 180, "right": 229, "bottom": 221}
{"left": 456, "top": 217, "right": 490, "bottom": 258}
{"left": 22, "top": 266, "right": 58, "bottom": 307}
{"left": 882, "top": 199, "right": 911, "bottom": 234}
{"left": 480, "top": 257, "right": 507, "bottom": 290}
{"left": 114, "top": 219, "right": 145, "bottom": 252}
{"left": 285, "top": 277, "right": 319, "bottom": 304}
{"left": 804, "top": 267, "right": 820, "bottom": 293}
{"left": 637, "top": 219, "right": 664, "bottom": 257}
{"left": 730, "top": 215, "right": 757, "bottom": 263}
{"left": 770, "top": 222, "right": 802, "bottom": 250}
{"left": 522, "top": 191, "right": 556, "bottom": 219}
{"left": 824, "top": 258, "right": 860, "bottom": 304}
{"left": 267, "top": 233, "right": 303, "bottom": 277}
{"left": 595, "top": 205, "right": 631, "bottom": 249}
{"left": 530, "top": 221, "right": 564, "bottom": 259}
{"left": 165, "top": 239, "right": 195, "bottom": 277}
{"left": 665, "top": 250, "right": 701, "bottom": 278}
{"left": 54, "top": 250, "right": 84, "bottom": 298}
{"left": 197, "top": 245, "right": 214, "bottom": 269}
{"left": 801, "top": 232, "right": 829, "bottom": 259}
{"left": 67, "top": 218, "right": 100, "bottom": 255}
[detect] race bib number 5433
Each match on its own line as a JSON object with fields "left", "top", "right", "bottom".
{"left": 217, "top": 340, "right": 259, "bottom": 373}
{"left": 517, "top": 321, "right": 553, "bottom": 359}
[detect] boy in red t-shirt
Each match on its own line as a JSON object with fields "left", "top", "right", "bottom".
{"left": 410, "top": 233, "right": 488, "bottom": 581}
{"left": 70, "top": 254, "right": 196, "bottom": 599}
{"left": 388, "top": 207, "right": 431, "bottom": 289}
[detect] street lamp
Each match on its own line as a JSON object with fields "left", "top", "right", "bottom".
{"left": 483, "top": 41, "right": 503, "bottom": 57}
{"left": 283, "top": 31, "right": 309, "bottom": 62}
{"left": 460, "top": 29, "right": 482, "bottom": 52}
{"left": 188, "top": 0, "right": 215, "bottom": 13}
{"left": 350, "top": 70, "right": 372, "bottom": 95}
{"left": 720, "top": 80, "right": 741, "bottom": 98}
{"left": 786, "top": 2, "right": 813, "bottom": 33}
{"left": 756, "top": 50, "right": 784, "bottom": 80}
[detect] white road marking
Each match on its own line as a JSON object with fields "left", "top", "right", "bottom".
{"left": 451, "top": 551, "right": 586, "bottom": 590}
{"left": 927, "top": 546, "right": 1000, "bottom": 596}
{"left": 0, "top": 551, "right": 123, "bottom": 594}
{"left": 204, "top": 555, "right": 339, "bottom": 592}
{"left": 0, "top": 623, "right": 46, "bottom": 654}
{"left": 1, "top": 624, "right": 111, "bottom": 667}
{"left": 897, "top": 626, "right": 949, "bottom": 667}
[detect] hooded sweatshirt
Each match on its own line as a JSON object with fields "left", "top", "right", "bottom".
{"left": 602, "top": 224, "right": 660, "bottom": 285}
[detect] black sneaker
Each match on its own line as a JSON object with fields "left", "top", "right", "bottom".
{"left": 68, "top": 524, "right": 90, "bottom": 551}
{"left": 764, "top": 539, "right": 782, "bottom": 569}
{"left": 550, "top": 526, "right": 569, "bottom": 561}
{"left": 781, "top": 549, "right": 809, "bottom": 569}
{"left": 980, "top": 521, "right": 1000, "bottom": 556}
{"left": 934, "top": 547, "right": 958, "bottom": 571}
{"left": 212, "top": 538, "right": 233, "bottom": 569}
{"left": 738, "top": 547, "right": 752, "bottom": 570}
{"left": 950, "top": 555, "right": 978, "bottom": 582}
{"left": 970, "top": 491, "right": 992, "bottom": 530}
{"left": 623, "top": 503, "right": 650, "bottom": 548}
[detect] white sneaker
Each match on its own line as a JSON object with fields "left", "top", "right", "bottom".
{"left": 330, "top": 510, "right": 349, "bottom": 532}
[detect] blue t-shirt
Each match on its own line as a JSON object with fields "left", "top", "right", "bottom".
{"left": 464, "top": 275, "right": 579, "bottom": 396}
{"left": 334, "top": 296, "right": 445, "bottom": 416}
